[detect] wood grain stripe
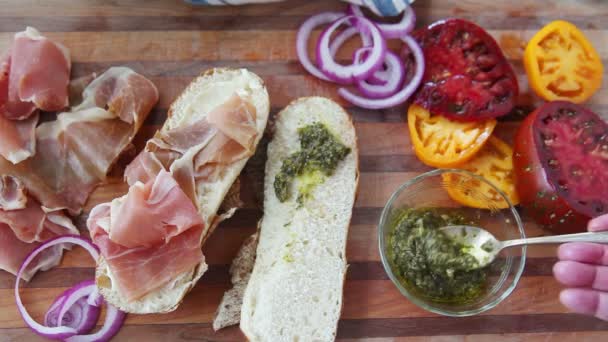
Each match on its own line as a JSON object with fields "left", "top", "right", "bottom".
{"left": 1, "top": 258, "right": 557, "bottom": 290}
{"left": 0, "top": 277, "right": 575, "bottom": 328}
{"left": 336, "top": 314, "right": 608, "bottom": 337}
{"left": 4, "top": 326, "right": 608, "bottom": 342}
{"left": 0, "top": 0, "right": 345, "bottom": 17}
{"left": 2, "top": 30, "right": 607, "bottom": 62}
{"left": 339, "top": 332, "right": 608, "bottom": 342}
{"left": 2, "top": 0, "right": 606, "bottom": 18}
{"left": 2, "top": 15, "right": 607, "bottom": 32}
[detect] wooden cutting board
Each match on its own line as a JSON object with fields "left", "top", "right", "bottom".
{"left": 1, "top": 0, "right": 608, "bottom": 341}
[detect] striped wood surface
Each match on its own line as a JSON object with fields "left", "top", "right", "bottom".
{"left": 1, "top": 0, "right": 608, "bottom": 341}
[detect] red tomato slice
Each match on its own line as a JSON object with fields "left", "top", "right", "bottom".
{"left": 413, "top": 19, "right": 519, "bottom": 122}
{"left": 513, "top": 101, "right": 608, "bottom": 233}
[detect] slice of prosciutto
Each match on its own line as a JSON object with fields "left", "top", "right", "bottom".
{"left": 0, "top": 67, "right": 159, "bottom": 214}
{"left": 89, "top": 94, "right": 258, "bottom": 302}
{"left": 0, "top": 67, "right": 158, "bottom": 280}
{"left": 0, "top": 112, "right": 38, "bottom": 164}
{"left": 89, "top": 171, "right": 205, "bottom": 301}
{"left": 2, "top": 27, "right": 71, "bottom": 119}
{"left": 125, "top": 93, "right": 257, "bottom": 202}
{"left": 0, "top": 197, "right": 77, "bottom": 280}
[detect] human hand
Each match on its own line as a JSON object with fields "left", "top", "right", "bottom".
{"left": 553, "top": 214, "right": 608, "bottom": 321}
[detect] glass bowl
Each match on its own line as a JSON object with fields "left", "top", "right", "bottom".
{"left": 378, "top": 169, "right": 526, "bottom": 316}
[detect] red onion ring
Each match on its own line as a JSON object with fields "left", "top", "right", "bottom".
{"left": 15, "top": 235, "right": 100, "bottom": 340}
{"left": 16, "top": 235, "right": 127, "bottom": 341}
{"left": 354, "top": 48, "right": 390, "bottom": 85}
{"left": 329, "top": 26, "right": 372, "bottom": 57}
{"left": 316, "top": 15, "right": 386, "bottom": 84}
{"left": 64, "top": 305, "right": 126, "bottom": 342}
{"left": 296, "top": 11, "right": 345, "bottom": 82}
{"left": 348, "top": 4, "right": 416, "bottom": 39}
{"left": 338, "top": 35, "right": 425, "bottom": 109}
{"left": 355, "top": 49, "right": 405, "bottom": 98}
{"left": 44, "top": 281, "right": 101, "bottom": 335}
{"left": 57, "top": 281, "right": 102, "bottom": 335}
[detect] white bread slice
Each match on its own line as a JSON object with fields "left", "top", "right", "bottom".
{"left": 95, "top": 68, "right": 270, "bottom": 314}
{"left": 240, "top": 97, "right": 359, "bottom": 342}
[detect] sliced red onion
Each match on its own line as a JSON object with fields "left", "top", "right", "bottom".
{"left": 296, "top": 11, "right": 346, "bottom": 82}
{"left": 45, "top": 280, "right": 101, "bottom": 335}
{"left": 44, "top": 293, "right": 68, "bottom": 328}
{"left": 64, "top": 305, "right": 126, "bottom": 342}
{"left": 348, "top": 4, "right": 416, "bottom": 39}
{"left": 15, "top": 235, "right": 100, "bottom": 340}
{"left": 316, "top": 15, "right": 386, "bottom": 84}
{"left": 329, "top": 26, "right": 372, "bottom": 57}
{"left": 355, "top": 49, "right": 405, "bottom": 98}
{"left": 55, "top": 281, "right": 101, "bottom": 335}
{"left": 338, "top": 35, "right": 425, "bottom": 109}
{"left": 352, "top": 48, "right": 390, "bottom": 85}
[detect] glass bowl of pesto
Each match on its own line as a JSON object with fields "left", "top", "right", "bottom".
{"left": 378, "top": 169, "right": 526, "bottom": 316}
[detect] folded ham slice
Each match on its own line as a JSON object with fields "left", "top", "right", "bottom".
{"left": 0, "top": 175, "right": 26, "bottom": 210}
{"left": 0, "top": 197, "right": 77, "bottom": 280}
{"left": 0, "top": 67, "right": 159, "bottom": 214}
{"left": 2, "top": 27, "right": 70, "bottom": 119}
{"left": 89, "top": 171, "right": 204, "bottom": 301}
{"left": 0, "top": 67, "right": 158, "bottom": 280}
{"left": 125, "top": 93, "right": 257, "bottom": 201}
{"left": 0, "top": 112, "right": 38, "bottom": 164}
{"left": 90, "top": 94, "right": 258, "bottom": 302}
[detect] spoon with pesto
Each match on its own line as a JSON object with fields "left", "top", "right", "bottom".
{"left": 441, "top": 225, "right": 608, "bottom": 269}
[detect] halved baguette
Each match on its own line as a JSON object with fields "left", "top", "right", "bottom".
{"left": 95, "top": 68, "right": 270, "bottom": 314}
{"left": 240, "top": 97, "right": 359, "bottom": 341}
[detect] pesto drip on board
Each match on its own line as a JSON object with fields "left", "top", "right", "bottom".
{"left": 387, "top": 208, "right": 492, "bottom": 303}
{"left": 274, "top": 122, "right": 351, "bottom": 204}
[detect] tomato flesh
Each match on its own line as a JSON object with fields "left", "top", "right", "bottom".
{"left": 514, "top": 101, "right": 608, "bottom": 233}
{"left": 413, "top": 19, "right": 519, "bottom": 121}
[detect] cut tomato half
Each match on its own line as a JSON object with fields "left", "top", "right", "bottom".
{"left": 524, "top": 20, "right": 603, "bottom": 104}
{"left": 408, "top": 104, "right": 496, "bottom": 168}
{"left": 513, "top": 101, "right": 608, "bottom": 233}
{"left": 412, "top": 19, "right": 519, "bottom": 121}
{"left": 443, "top": 136, "right": 519, "bottom": 209}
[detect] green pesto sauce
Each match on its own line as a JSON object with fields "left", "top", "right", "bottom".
{"left": 274, "top": 122, "right": 351, "bottom": 203}
{"left": 388, "top": 209, "right": 490, "bottom": 303}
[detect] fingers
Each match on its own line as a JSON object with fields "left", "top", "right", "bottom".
{"left": 589, "top": 214, "right": 608, "bottom": 232}
{"left": 553, "top": 261, "right": 608, "bottom": 291}
{"left": 560, "top": 288, "right": 608, "bottom": 321}
{"left": 558, "top": 243, "right": 608, "bottom": 265}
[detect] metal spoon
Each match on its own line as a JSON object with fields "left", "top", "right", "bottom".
{"left": 441, "top": 225, "right": 608, "bottom": 269}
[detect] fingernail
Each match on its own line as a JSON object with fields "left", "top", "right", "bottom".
{"left": 588, "top": 215, "right": 608, "bottom": 232}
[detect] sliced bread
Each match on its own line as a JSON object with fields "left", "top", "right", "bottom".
{"left": 95, "top": 68, "right": 270, "bottom": 314}
{"left": 240, "top": 97, "right": 359, "bottom": 341}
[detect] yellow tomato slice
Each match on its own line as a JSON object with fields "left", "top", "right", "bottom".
{"left": 443, "top": 136, "right": 520, "bottom": 209}
{"left": 524, "top": 20, "right": 603, "bottom": 103}
{"left": 407, "top": 104, "right": 496, "bottom": 168}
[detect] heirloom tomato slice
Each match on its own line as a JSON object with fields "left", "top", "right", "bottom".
{"left": 524, "top": 20, "right": 603, "bottom": 104}
{"left": 413, "top": 19, "right": 519, "bottom": 121}
{"left": 513, "top": 101, "right": 608, "bottom": 233}
{"left": 408, "top": 104, "right": 496, "bottom": 168}
{"left": 443, "top": 136, "right": 519, "bottom": 209}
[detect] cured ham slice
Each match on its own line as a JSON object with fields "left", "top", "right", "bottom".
{"left": 0, "top": 112, "right": 38, "bottom": 164}
{"left": 0, "top": 67, "right": 158, "bottom": 280}
{"left": 125, "top": 94, "right": 257, "bottom": 201}
{"left": 0, "top": 67, "right": 159, "bottom": 214}
{"left": 0, "top": 175, "right": 26, "bottom": 210}
{"left": 2, "top": 27, "right": 70, "bottom": 119}
{"left": 0, "top": 196, "right": 77, "bottom": 281}
{"left": 89, "top": 171, "right": 204, "bottom": 301}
